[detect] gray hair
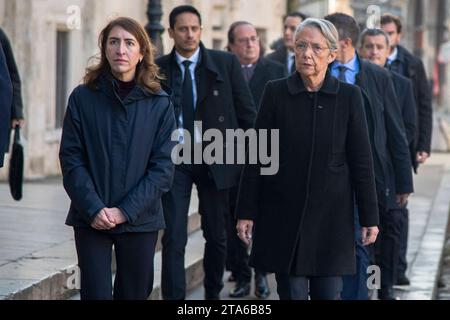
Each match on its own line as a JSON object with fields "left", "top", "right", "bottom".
{"left": 294, "top": 18, "right": 339, "bottom": 51}
{"left": 360, "top": 28, "right": 390, "bottom": 48}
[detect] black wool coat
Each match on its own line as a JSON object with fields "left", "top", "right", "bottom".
{"left": 354, "top": 59, "right": 414, "bottom": 210}
{"left": 390, "top": 45, "right": 433, "bottom": 166}
{"left": 249, "top": 58, "right": 284, "bottom": 109}
{"left": 236, "top": 71, "right": 379, "bottom": 276}
{"left": 266, "top": 45, "right": 291, "bottom": 77}
{"left": 156, "top": 42, "right": 257, "bottom": 190}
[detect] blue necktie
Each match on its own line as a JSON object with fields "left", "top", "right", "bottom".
{"left": 337, "top": 65, "right": 348, "bottom": 83}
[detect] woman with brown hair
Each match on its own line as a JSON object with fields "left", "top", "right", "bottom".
{"left": 59, "top": 17, "right": 176, "bottom": 300}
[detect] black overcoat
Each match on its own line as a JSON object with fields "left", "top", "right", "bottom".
{"left": 236, "top": 71, "right": 379, "bottom": 276}
{"left": 156, "top": 42, "right": 257, "bottom": 190}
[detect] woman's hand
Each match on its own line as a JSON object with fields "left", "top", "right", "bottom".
{"left": 236, "top": 219, "right": 254, "bottom": 246}
{"left": 91, "top": 208, "right": 116, "bottom": 230}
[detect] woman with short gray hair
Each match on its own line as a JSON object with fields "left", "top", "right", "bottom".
{"left": 236, "top": 18, "right": 379, "bottom": 300}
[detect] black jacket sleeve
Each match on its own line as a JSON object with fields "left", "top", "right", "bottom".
{"left": 402, "top": 79, "right": 417, "bottom": 147}
{"left": 59, "top": 91, "right": 105, "bottom": 224}
{"left": 413, "top": 59, "right": 433, "bottom": 153}
{"left": 236, "top": 82, "right": 275, "bottom": 221}
{"left": 383, "top": 76, "right": 414, "bottom": 195}
{"left": 0, "top": 28, "right": 23, "bottom": 120}
{"left": 346, "top": 87, "right": 379, "bottom": 227}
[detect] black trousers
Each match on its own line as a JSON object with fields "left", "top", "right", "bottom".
{"left": 226, "top": 187, "right": 265, "bottom": 283}
{"left": 275, "top": 274, "right": 342, "bottom": 300}
{"left": 161, "top": 165, "right": 229, "bottom": 299}
{"left": 397, "top": 207, "right": 409, "bottom": 278}
{"left": 375, "top": 207, "right": 403, "bottom": 289}
{"left": 74, "top": 227, "right": 158, "bottom": 300}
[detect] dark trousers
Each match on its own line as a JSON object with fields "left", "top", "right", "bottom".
{"left": 397, "top": 207, "right": 409, "bottom": 278}
{"left": 376, "top": 207, "right": 403, "bottom": 289}
{"left": 74, "top": 227, "right": 158, "bottom": 300}
{"left": 275, "top": 274, "right": 342, "bottom": 300}
{"left": 161, "top": 166, "right": 229, "bottom": 300}
{"left": 341, "top": 207, "right": 370, "bottom": 300}
{"left": 226, "top": 187, "right": 265, "bottom": 283}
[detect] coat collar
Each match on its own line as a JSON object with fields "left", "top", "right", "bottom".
{"left": 169, "top": 42, "right": 224, "bottom": 82}
{"left": 287, "top": 70, "right": 339, "bottom": 95}
{"left": 98, "top": 71, "right": 169, "bottom": 102}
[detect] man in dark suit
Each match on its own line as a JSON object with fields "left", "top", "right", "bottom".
{"left": 0, "top": 43, "right": 12, "bottom": 168}
{"left": 226, "top": 20, "right": 284, "bottom": 299}
{"left": 156, "top": 5, "right": 257, "bottom": 300}
{"left": 325, "top": 13, "right": 414, "bottom": 300}
{"left": 266, "top": 12, "right": 307, "bottom": 76}
{"left": 359, "top": 27, "right": 417, "bottom": 296}
{"left": 381, "top": 14, "right": 433, "bottom": 286}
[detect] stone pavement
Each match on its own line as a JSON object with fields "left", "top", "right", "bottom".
{"left": 1, "top": 153, "right": 450, "bottom": 300}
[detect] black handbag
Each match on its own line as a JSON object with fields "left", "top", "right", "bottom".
{"left": 9, "top": 126, "right": 24, "bottom": 201}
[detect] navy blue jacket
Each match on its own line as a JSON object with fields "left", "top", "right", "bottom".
{"left": 0, "top": 43, "right": 12, "bottom": 167}
{"left": 59, "top": 74, "right": 176, "bottom": 233}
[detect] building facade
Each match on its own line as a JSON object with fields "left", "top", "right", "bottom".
{"left": 0, "top": 0, "right": 448, "bottom": 179}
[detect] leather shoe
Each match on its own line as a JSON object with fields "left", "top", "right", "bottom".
{"left": 255, "top": 275, "right": 270, "bottom": 299}
{"left": 395, "top": 275, "right": 410, "bottom": 286}
{"left": 379, "top": 288, "right": 399, "bottom": 300}
{"left": 205, "top": 293, "right": 220, "bottom": 300}
{"left": 228, "top": 274, "right": 236, "bottom": 282}
{"left": 229, "top": 282, "right": 250, "bottom": 298}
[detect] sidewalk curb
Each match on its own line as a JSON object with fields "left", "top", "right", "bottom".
{"left": 402, "top": 165, "right": 450, "bottom": 300}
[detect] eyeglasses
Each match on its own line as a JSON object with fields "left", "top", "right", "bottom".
{"left": 236, "top": 36, "right": 259, "bottom": 45}
{"left": 295, "top": 41, "right": 329, "bottom": 55}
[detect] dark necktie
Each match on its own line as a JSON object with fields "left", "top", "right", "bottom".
{"left": 242, "top": 65, "right": 254, "bottom": 83}
{"left": 290, "top": 56, "right": 296, "bottom": 74}
{"left": 337, "top": 65, "right": 348, "bottom": 83}
{"left": 182, "top": 60, "right": 195, "bottom": 139}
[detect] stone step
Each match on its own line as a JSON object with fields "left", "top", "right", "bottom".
{"left": 69, "top": 229, "right": 205, "bottom": 300}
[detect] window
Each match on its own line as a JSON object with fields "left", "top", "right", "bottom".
{"left": 55, "top": 30, "right": 69, "bottom": 129}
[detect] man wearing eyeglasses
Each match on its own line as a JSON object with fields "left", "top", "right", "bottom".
{"left": 226, "top": 21, "right": 284, "bottom": 299}
{"left": 266, "top": 12, "right": 307, "bottom": 76}
{"left": 325, "top": 13, "right": 413, "bottom": 300}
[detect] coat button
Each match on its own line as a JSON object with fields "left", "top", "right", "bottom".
{"left": 218, "top": 116, "right": 225, "bottom": 122}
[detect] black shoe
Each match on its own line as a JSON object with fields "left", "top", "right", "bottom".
{"left": 205, "top": 293, "right": 220, "bottom": 300}
{"left": 229, "top": 282, "right": 251, "bottom": 298}
{"left": 228, "top": 274, "right": 236, "bottom": 282}
{"left": 395, "top": 275, "right": 410, "bottom": 286}
{"left": 254, "top": 275, "right": 270, "bottom": 299}
{"left": 379, "top": 288, "right": 399, "bottom": 300}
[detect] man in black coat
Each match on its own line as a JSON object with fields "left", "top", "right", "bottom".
{"left": 359, "top": 28, "right": 418, "bottom": 293}
{"left": 381, "top": 14, "right": 433, "bottom": 286}
{"left": 156, "top": 5, "right": 257, "bottom": 300}
{"left": 325, "top": 13, "right": 414, "bottom": 300}
{"left": 226, "top": 20, "right": 284, "bottom": 299}
{"left": 266, "top": 12, "right": 307, "bottom": 76}
{"left": 0, "top": 43, "right": 12, "bottom": 168}
{"left": 0, "top": 28, "right": 24, "bottom": 130}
